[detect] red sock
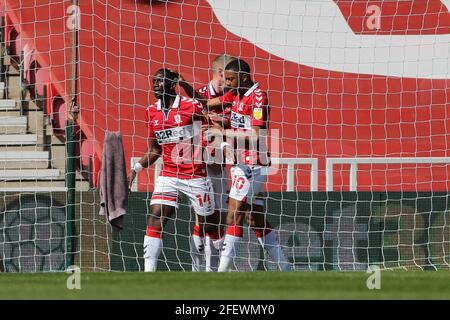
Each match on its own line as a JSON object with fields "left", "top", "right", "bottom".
{"left": 146, "top": 226, "right": 162, "bottom": 238}
{"left": 207, "top": 226, "right": 225, "bottom": 240}
{"left": 252, "top": 221, "right": 273, "bottom": 239}
{"left": 192, "top": 224, "right": 204, "bottom": 237}
{"left": 226, "top": 225, "right": 243, "bottom": 237}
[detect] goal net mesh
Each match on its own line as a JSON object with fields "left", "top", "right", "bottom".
{"left": 0, "top": 0, "right": 449, "bottom": 272}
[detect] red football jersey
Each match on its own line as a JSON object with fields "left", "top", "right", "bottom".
{"left": 197, "top": 81, "right": 235, "bottom": 115}
{"left": 230, "top": 83, "right": 270, "bottom": 166}
{"left": 197, "top": 81, "right": 236, "bottom": 161}
{"left": 146, "top": 95, "right": 208, "bottom": 179}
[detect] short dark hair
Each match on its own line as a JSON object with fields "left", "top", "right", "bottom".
{"left": 225, "top": 59, "right": 251, "bottom": 75}
{"left": 154, "top": 68, "right": 178, "bottom": 82}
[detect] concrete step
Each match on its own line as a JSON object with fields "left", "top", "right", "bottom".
{"left": 0, "top": 142, "right": 61, "bottom": 152}
{"left": 49, "top": 144, "right": 66, "bottom": 171}
{"left": 26, "top": 110, "right": 45, "bottom": 135}
{"left": 0, "top": 99, "right": 17, "bottom": 110}
{"left": 0, "top": 179, "right": 90, "bottom": 191}
{"left": 0, "top": 116, "right": 27, "bottom": 134}
{"left": 6, "top": 73, "right": 20, "bottom": 100}
{"left": 7, "top": 145, "right": 68, "bottom": 172}
{"left": 0, "top": 110, "right": 21, "bottom": 117}
{"left": 3, "top": 55, "right": 11, "bottom": 66}
{"left": 0, "top": 186, "right": 68, "bottom": 192}
{"left": 23, "top": 98, "right": 40, "bottom": 111}
{"left": 0, "top": 169, "right": 60, "bottom": 180}
{"left": 0, "top": 151, "right": 49, "bottom": 169}
{"left": 0, "top": 180, "right": 64, "bottom": 190}
{"left": 0, "top": 134, "right": 38, "bottom": 145}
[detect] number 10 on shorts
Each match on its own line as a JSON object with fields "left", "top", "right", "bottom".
{"left": 232, "top": 176, "right": 246, "bottom": 190}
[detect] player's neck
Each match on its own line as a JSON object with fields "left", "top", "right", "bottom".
{"left": 160, "top": 95, "right": 175, "bottom": 109}
{"left": 238, "top": 81, "right": 254, "bottom": 98}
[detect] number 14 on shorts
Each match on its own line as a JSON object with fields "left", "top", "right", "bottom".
{"left": 196, "top": 193, "right": 211, "bottom": 207}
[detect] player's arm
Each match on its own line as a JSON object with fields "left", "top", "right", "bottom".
{"left": 207, "top": 121, "right": 260, "bottom": 144}
{"left": 177, "top": 76, "right": 209, "bottom": 106}
{"left": 206, "top": 97, "right": 226, "bottom": 111}
{"left": 208, "top": 112, "right": 231, "bottom": 129}
{"left": 138, "top": 137, "right": 162, "bottom": 168}
{"left": 127, "top": 137, "right": 161, "bottom": 191}
{"left": 179, "top": 80, "right": 232, "bottom": 112}
{"left": 206, "top": 91, "right": 234, "bottom": 112}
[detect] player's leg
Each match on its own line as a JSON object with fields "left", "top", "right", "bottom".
{"left": 144, "top": 204, "right": 176, "bottom": 272}
{"left": 144, "top": 176, "right": 179, "bottom": 272}
{"left": 204, "top": 164, "right": 228, "bottom": 271}
{"left": 245, "top": 202, "right": 291, "bottom": 271}
{"left": 218, "top": 197, "right": 247, "bottom": 272}
{"left": 190, "top": 167, "right": 227, "bottom": 272}
{"left": 204, "top": 209, "right": 226, "bottom": 272}
{"left": 180, "top": 176, "right": 221, "bottom": 270}
{"left": 244, "top": 167, "right": 291, "bottom": 271}
{"left": 197, "top": 210, "right": 222, "bottom": 271}
{"left": 190, "top": 213, "right": 205, "bottom": 272}
{"left": 218, "top": 165, "right": 251, "bottom": 272}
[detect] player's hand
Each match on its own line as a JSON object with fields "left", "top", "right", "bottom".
{"left": 204, "top": 125, "right": 224, "bottom": 141}
{"left": 208, "top": 112, "right": 225, "bottom": 124}
{"left": 210, "top": 121, "right": 224, "bottom": 131}
{"left": 202, "top": 121, "right": 223, "bottom": 133}
{"left": 223, "top": 143, "right": 236, "bottom": 164}
{"left": 203, "top": 125, "right": 224, "bottom": 146}
{"left": 127, "top": 169, "right": 137, "bottom": 192}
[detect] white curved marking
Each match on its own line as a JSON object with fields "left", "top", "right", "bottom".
{"left": 207, "top": 0, "right": 450, "bottom": 79}
{"left": 443, "top": 0, "right": 450, "bottom": 12}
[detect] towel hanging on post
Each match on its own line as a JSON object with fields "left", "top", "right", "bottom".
{"left": 99, "top": 131, "right": 128, "bottom": 231}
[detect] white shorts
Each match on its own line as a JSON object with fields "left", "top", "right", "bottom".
{"left": 207, "top": 165, "right": 229, "bottom": 212}
{"left": 151, "top": 176, "right": 215, "bottom": 216}
{"left": 229, "top": 165, "right": 267, "bottom": 206}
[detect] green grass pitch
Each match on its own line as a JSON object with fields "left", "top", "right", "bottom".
{"left": 0, "top": 271, "right": 449, "bottom": 299}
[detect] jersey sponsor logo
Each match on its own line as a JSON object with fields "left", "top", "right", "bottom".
{"left": 253, "top": 107, "right": 263, "bottom": 120}
{"left": 155, "top": 124, "right": 194, "bottom": 144}
{"left": 230, "top": 111, "right": 251, "bottom": 129}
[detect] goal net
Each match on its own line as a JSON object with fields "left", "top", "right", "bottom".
{"left": 0, "top": 0, "right": 449, "bottom": 272}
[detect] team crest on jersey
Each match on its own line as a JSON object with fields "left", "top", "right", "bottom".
{"left": 253, "top": 107, "right": 263, "bottom": 120}
{"left": 238, "top": 102, "right": 245, "bottom": 112}
{"left": 174, "top": 114, "right": 182, "bottom": 124}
